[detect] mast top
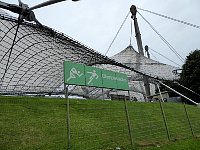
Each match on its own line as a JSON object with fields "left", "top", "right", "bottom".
{"left": 130, "top": 5, "right": 137, "bottom": 18}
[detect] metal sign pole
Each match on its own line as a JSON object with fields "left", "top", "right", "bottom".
{"left": 128, "top": 90, "right": 131, "bottom": 101}
{"left": 102, "top": 88, "right": 105, "bottom": 100}
{"left": 124, "top": 95, "right": 133, "bottom": 146}
{"left": 156, "top": 83, "right": 170, "bottom": 141}
{"left": 183, "top": 102, "right": 194, "bottom": 137}
{"left": 116, "top": 90, "right": 118, "bottom": 100}
{"left": 157, "top": 84, "right": 164, "bottom": 102}
{"left": 64, "top": 83, "right": 70, "bottom": 150}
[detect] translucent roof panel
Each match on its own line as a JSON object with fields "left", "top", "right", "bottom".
{"left": 111, "top": 45, "right": 179, "bottom": 80}
{"left": 0, "top": 11, "right": 144, "bottom": 94}
{"left": 0, "top": 10, "right": 170, "bottom": 94}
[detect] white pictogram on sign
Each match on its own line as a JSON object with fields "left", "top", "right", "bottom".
{"left": 67, "top": 67, "right": 83, "bottom": 82}
{"left": 87, "top": 70, "right": 99, "bottom": 84}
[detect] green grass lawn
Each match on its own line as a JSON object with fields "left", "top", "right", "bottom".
{"left": 0, "top": 96, "right": 200, "bottom": 149}
{"left": 142, "top": 138, "right": 200, "bottom": 150}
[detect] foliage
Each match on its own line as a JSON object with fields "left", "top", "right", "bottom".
{"left": 156, "top": 49, "right": 200, "bottom": 104}
{"left": 180, "top": 49, "right": 200, "bottom": 103}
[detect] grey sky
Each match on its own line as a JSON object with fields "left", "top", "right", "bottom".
{"left": 4, "top": 0, "right": 200, "bottom": 67}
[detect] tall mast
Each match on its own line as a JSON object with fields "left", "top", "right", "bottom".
{"left": 130, "top": 5, "right": 151, "bottom": 101}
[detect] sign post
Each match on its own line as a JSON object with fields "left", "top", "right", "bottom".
{"left": 128, "top": 90, "right": 131, "bottom": 101}
{"left": 124, "top": 95, "right": 133, "bottom": 146}
{"left": 63, "top": 60, "right": 130, "bottom": 148}
{"left": 64, "top": 83, "right": 70, "bottom": 150}
{"left": 102, "top": 88, "right": 105, "bottom": 100}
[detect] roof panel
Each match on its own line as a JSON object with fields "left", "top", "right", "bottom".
{"left": 0, "top": 9, "right": 164, "bottom": 94}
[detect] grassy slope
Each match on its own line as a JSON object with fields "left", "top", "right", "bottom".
{"left": 0, "top": 96, "right": 200, "bottom": 150}
{"left": 143, "top": 138, "right": 200, "bottom": 150}
{"left": 0, "top": 96, "right": 68, "bottom": 150}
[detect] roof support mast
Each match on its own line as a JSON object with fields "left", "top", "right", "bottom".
{"left": 130, "top": 5, "right": 151, "bottom": 101}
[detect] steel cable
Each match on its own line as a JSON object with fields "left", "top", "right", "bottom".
{"left": 105, "top": 11, "right": 130, "bottom": 56}
{"left": 138, "top": 11, "right": 185, "bottom": 63}
{"left": 137, "top": 7, "right": 200, "bottom": 30}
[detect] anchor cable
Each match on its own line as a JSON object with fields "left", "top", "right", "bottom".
{"left": 137, "top": 7, "right": 200, "bottom": 30}
{"left": 105, "top": 11, "right": 130, "bottom": 55}
{"left": 138, "top": 11, "right": 185, "bottom": 63}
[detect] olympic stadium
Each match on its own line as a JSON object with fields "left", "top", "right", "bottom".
{"left": 0, "top": 9, "right": 178, "bottom": 101}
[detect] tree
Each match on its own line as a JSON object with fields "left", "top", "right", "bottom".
{"left": 179, "top": 49, "right": 200, "bottom": 103}
{"left": 156, "top": 49, "right": 200, "bottom": 104}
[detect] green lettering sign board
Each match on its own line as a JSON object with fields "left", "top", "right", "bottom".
{"left": 85, "top": 66, "right": 103, "bottom": 87}
{"left": 102, "top": 70, "right": 117, "bottom": 89}
{"left": 116, "top": 72, "right": 129, "bottom": 90}
{"left": 63, "top": 61, "right": 129, "bottom": 90}
{"left": 64, "top": 61, "right": 85, "bottom": 86}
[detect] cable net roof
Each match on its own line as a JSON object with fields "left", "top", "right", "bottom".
{"left": 0, "top": 9, "right": 178, "bottom": 95}
{"left": 111, "top": 45, "right": 179, "bottom": 80}
{"left": 0, "top": 10, "right": 127, "bottom": 94}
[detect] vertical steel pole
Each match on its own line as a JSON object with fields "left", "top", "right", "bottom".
{"left": 102, "top": 88, "right": 105, "bottom": 100}
{"left": 156, "top": 84, "right": 170, "bottom": 141}
{"left": 116, "top": 90, "right": 118, "bottom": 100}
{"left": 130, "top": 5, "right": 151, "bottom": 102}
{"left": 157, "top": 83, "right": 164, "bottom": 103}
{"left": 183, "top": 102, "right": 195, "bottom": 137}
{"left": 128, "top": 90, "right": 131, "bottom": 101}
{"left": 124, "top": 95, "right": 133, "bottom": 146}
{"left": 64, "top": 84, "right": 70, "bottom": 149}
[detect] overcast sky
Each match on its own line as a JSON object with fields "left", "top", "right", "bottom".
{"left": 4, "top": 0, "right": 200, "bottom": 68}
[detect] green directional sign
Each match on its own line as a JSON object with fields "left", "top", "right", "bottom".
{"left": 116, "top": 72, "right": 129, "bottom": 90}
{"left": 64, "top": 61, "right": 85, "bottom": 85}
{"left": 64, "top": 61, "right": 129, "bottom": 90}
{"left": 85, "top": 66, "right": 102, "bottom": 87}
{"left": 102, "top": 70, "right": 117, "bottom": 89}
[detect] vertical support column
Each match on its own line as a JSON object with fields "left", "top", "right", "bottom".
{"left": 64, "top": 84, "right": 70, "bottom": 150}
{"left": 130, "top": 5, "right": 151, "bottom": 102}
{"left": 157, "top": 83, "right": 170, "bottom": 141}
{"left": 124, "top": 95, "right": 133, "bottom": 146}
